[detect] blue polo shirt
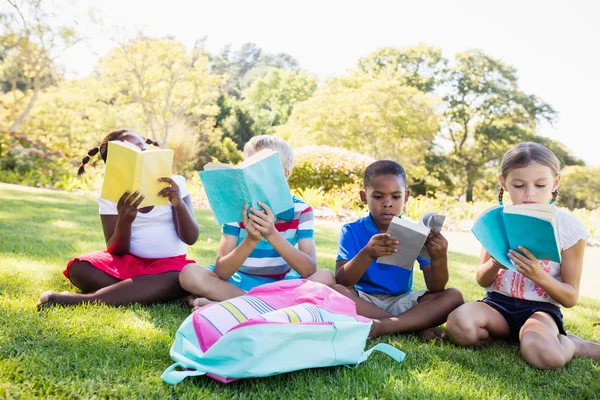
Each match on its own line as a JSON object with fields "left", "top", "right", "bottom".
{"left": 336, "top": 214, "right": 431, "bottom": 296}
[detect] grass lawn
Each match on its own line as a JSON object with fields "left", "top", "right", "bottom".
{"left": 1, "top": 182, "right": 599, "bottom": 399}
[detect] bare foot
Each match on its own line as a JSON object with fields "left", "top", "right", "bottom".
{"left": 569, "top": 334, "right": 600, "bottom": 360}
{"left": 190, "top": 297, "right": 215, "bottom": 312}
{"left": 368, "top": 319, "right": 384, "bottom": 339}
{"left": 415, "top": 327, "right": 447, "bottom": 342}
{"left": 176, "top": 294, "right": 195, "bottom": 307}
{"left": 36, "top": 291, "right": 58, "bottom": 310}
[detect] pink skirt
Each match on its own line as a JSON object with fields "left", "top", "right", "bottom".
{"left": 64, "top": 250, "right": 196, "bottom": 281}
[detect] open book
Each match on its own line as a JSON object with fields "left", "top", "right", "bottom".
{"left": 471, "top": 204, "right": 561, "bottom": 272}
{"left": 199, "top": 149, "right": 294, "bottom": 225}
{"left": 100, "top": 140, "right": 174, "bottom": 208}
{"left": 377, "top": 211, "right": 446, "bottom": 270}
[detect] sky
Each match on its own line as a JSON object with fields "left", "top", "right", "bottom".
{"left": 33, "top": 0, "right": 600, "bottom": 165}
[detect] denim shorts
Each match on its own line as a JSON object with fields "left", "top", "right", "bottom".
{"left": 481, "top": 291, "right": 566, "bottom": 341}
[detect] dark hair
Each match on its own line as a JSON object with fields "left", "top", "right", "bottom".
{"left": 498, "top": 142, "right": 561, "bottom": 204}
{"left": 78, "top": 130, "right": 160, "bottom": 175}
{"left": 363, "top": 160, "right": 407, "bottom": 190}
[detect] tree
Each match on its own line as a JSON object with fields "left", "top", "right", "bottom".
{"left": 442, "top": 50, "right": 556, "bottom": 202}
{"left": 559, "top": 166, "right": 600, "bottom": 210}
{"left": 0, "top": 0, "right": 80, "bottom": 132}
{"left": 277, "top": 72, "right": 440, "bottom": 180}
{"left": 242, "top": 68, "right": 317, "bottom": 135}
{"left": 358, "top": 43, "right": 446, "bottom": 93}
{"left": 98, "top": 37, "right": 224, "bottom": 147}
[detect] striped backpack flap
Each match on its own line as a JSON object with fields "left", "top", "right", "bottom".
{"left": 162, "top": 280, "right": 405, "bottom": 384}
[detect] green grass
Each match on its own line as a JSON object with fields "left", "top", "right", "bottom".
{"left": 1, "top": 182, "right": 599, "bottom": 399}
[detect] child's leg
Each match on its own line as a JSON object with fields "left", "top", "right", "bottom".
{"left": 568, "top": 334, "right": 600, "bottom": 360}
{"left": 369, "top": 288, "right": 464, "bottom": 339}
{"left": 179, "top": 264, "right": 245, "bottom": 301}
{"left": 446, "top": 302, "right": 510, "bottom": 346}
{"left": 306, "top": 269, "right": 336, "bottom": 287}
{"left": 37, "top": 271, "right": 186, "bottom": 307}
{"left": 332, "top": 284, "right": 394, "bottom": 319}
{"left": 519, "top": 312, "right": 579, "bottom": 369}
{"left": 67, "top": 261, "right": 121, "bottom": 292}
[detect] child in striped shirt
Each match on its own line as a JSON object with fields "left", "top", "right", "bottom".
{"left": 180, "top": 136, "right": 336, "bottom": 309}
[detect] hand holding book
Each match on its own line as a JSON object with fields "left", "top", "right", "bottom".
{"left": 365, "top": 233, "right": 399, "bottom": 259}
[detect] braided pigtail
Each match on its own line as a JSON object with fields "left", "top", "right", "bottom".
{"left": 78, "top": 145, "right": 101, "bottom": 175}
{"left": 551, "top": 189, "right": 559, "bottom": 205}
{"left": 498, "top": 187, "right": 504, "bottom": 205}
{"left": 143, "top": 137, "right": 160, "bottom": 147}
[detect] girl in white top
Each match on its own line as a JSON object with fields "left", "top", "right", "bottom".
{"left": 446, "top": 142, "right": 600, "bottom": 369}
{"left": 37, "top": 130, "right": 200, "bottom": 308}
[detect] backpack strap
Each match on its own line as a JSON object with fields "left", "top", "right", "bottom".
{"left": 356, "top": 343, "right": 406, "bottom": 365}
{"left": 161, "top": 363, "right": 206, "bottom": 384}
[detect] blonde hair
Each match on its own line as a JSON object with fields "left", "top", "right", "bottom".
{"left": 244, "top": 135, "right": 294, "bottom": 172}
{"left": 498, "top": 142, "right": 561, "bottom": 204}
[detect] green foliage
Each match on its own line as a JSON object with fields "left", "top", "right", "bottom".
{"left": 0, "top": 132, "right": 92, "bottom": 190}
{"left": 98, "top": 37, "right": 224, "bottom": 146}
{"left": 442, "top": 50, "right": 556, "bottom": 202}
{"left": 242, "top": 68, "right": 317, "bottom": 135}
{"left": 288, "top": 145, "right": 375, "bottom": 191}
{"left": 358, "top": 43, "right": 446, "bottom": 93}
{"left": 559, "top": 165, "right": 600, "bottom": 210}
{"left": 278, "top": 73, "right": 440, "bottom": 180}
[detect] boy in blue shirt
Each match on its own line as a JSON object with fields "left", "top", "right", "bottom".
{"left": 334, "top": 160, "right": 463, "bottom": 339}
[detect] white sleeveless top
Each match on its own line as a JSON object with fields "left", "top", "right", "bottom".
{"left": 97, "top": 175, "right": 190, "bottom": 259}
{"left": 486, "top": 209, "right": 588, "bottom": 305}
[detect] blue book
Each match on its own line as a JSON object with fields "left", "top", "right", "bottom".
{"left": 199, "top": 149, "right": 294, "bottom": 225}
{"left": 471, "top": 204, "right": 561, "bottom": 272}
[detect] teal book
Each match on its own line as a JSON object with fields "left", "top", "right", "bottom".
{"left": 199, "top": 149, "right": 294, "bottom": 225}
{"left": 471, "top": 204, "right": 561, "bottom": 272}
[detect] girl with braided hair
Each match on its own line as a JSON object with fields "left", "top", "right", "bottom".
{"left": 446, "top": 142, "right": 600, "bottom": 369}
{"left": 38, "top": 129, "right": 200, "bottom": 307}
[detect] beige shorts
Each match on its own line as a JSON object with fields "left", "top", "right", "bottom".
{"left": 352, "top": 288, "right": 428, "bottom": 316}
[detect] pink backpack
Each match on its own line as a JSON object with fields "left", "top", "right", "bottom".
{"left": 162, "top": 280, "right": 405, "bottom": 384}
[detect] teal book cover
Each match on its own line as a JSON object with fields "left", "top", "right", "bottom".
{"left": 199, "top": 150, "right": 294, "bottom": 225}
{"left": 471, "top": 206, "right": 514, "bottom": 271}
{"left": 502, "top": 213, "right": 561, "bottom": 263}
{"left": 471, "top": 205, "right": 561, "bottom": 272}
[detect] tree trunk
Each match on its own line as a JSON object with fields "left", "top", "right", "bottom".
{"left": 466, "top": 182, "right": 474, "bottom": 203}
{"left": 162, "top": 124, "right": 169, "bottom": 148}
{"left": 8, "top": 77, "right": 40, "bottom": 133}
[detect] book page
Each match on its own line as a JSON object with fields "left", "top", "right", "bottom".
{"left": 138, "top": 149, "right": 174, "bottom": 207}
{"left": 239, "top": 148, "right": 277, "bottom": 168}
{"left": 101, "top": 141, "right": 141, "bottom": 204}
{"left": 418, "top": 212, "right": 445, "bottom": 259}
{"left": 503, "top": 204, "right": 556, "bottom": 223}
{"left": 377, "top": 217, "right": 430, "bottom": 270}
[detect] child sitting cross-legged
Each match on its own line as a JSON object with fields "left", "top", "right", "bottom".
{"left": 333, "top": 160, "right": 464, "bottom": 339}
{"left": 179, "top": 135, "right": 335, "bottom": 309}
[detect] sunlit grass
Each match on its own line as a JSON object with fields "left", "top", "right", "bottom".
{"left": 1, "top": 182, "right": 599, "bottom": 399}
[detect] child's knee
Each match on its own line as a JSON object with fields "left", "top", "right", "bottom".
{"left": 179, "top": 264, "right": 211, "bottom": 290}
{"left": 331, "top": 284, "right": 352, "bottom": 296}
{"left": 313, "top": 269, "right": 336, "bottom": 286}
{"left": 442, "top": 288, "right": 464, "bottom": 308}
{"left": 520, "top": 334, "right": 568, "bottom": 369}
{"left": 446, "top": 307, "right": 478, "bottom": 345}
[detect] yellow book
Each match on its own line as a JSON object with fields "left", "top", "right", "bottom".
{"left": 100, "top": 141, "right": 174, "bottom": 208}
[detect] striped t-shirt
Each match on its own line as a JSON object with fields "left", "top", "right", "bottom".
{"left": 222, "top": 196, "right": 314, "bottom": 278}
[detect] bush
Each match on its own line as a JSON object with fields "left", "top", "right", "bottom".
{"left": 289, "top": 146, "right": 375, "bottom": 191}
